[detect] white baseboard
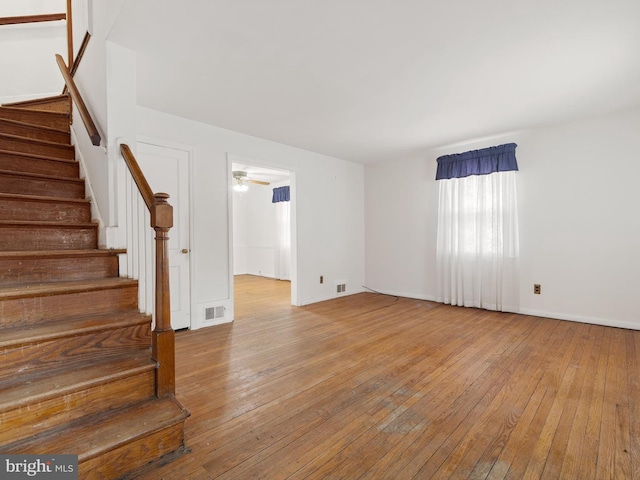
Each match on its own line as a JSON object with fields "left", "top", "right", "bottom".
{"left": 360, "top": 288, "right": 640, "bottom": 331}
{"left": 299, "top": 287, "right": 365, "bottom": 306}
{"left": 518, "top": 308, "right": 640, "bottom": 331}
{"left": 362, "top": 287, "right": 437, "bottom": 303}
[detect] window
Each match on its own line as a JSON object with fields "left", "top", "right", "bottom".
{"left": 435, "top": 144, "right": 519, "bottom": 311}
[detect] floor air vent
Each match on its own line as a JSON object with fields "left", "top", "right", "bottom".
{"left": 205, "top": 306, "right": 226, "bottom": 321}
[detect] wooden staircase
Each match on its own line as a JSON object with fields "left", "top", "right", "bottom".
{"left": 0, "top": 96, "right": 189, "bottom": 479}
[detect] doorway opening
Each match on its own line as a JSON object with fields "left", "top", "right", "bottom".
{"left": 229, "top": 157, "right": 297, "bottom": 319}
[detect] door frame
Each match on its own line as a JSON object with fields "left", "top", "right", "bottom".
{"left": 227, "top": 153, "right": 299, "bottom": 318}
{"left": 137, "top": 135, "right": 195, "bottom": 329}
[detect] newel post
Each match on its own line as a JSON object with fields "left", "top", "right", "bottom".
{"left": 150, "top": 193, "right": 175, "bottom": 397}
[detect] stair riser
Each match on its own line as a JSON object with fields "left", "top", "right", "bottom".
{"left": 0, "top": 173, "right": 85, "bottom": 199}
{"left": 0, "top": 153, "right": 79, "bottom": 178}
{"left": 0, "top": 198, "right": 91, "bottom": 222}
{"left": 0, "top": 225, "right": 97, "bottom": 251}
{"left": 0, "top": 324, "right": 151, "bottom": 381}
{"left": 0, "top": 285, "right": 139, "bottom": 328}
{"left": 0, "top": 136, "right": 74, "bottom": 160}
{"left": 0, "top": 255, "right": 119, "bottom": 286}
{"left": 81, "top": 423, "right": 186, "bottom": 480}
{"left": 0, "top": 121, "right": 70, "bottom": 144}
{"left": 0, "top": 109, "right": 69, "bottom": 130}
{"left": 0, "top": 370, "right": 155, "bottom": 445}
{"left": 5, "top": 97, "right": 70, "bottom": 113}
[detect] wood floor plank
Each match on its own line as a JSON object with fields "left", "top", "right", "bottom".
{"left": 576, "top": 327, "right": 612, "bottom": 480}
{"left": 512, "top": 326, "right": 582, "bottom": 480}
{"left": 379, "top": 316, "right": 544, "bottom": 480}
{"left": 300, "top": 311, "right": 528, "bottom": 480}
{"left": 538, "top": 324, "right": 599, "bottom": 479}
{"left": 272, "top": 310, "right": 516, "bottom": 478}
{"left": 131, "top": 275, "right": 640, "bottom": 480}
{"left": 442, "top": 318, "right": 565, "bottom": 479}
{"left": 557, "top": 325, "right": 606, "bottom": 479}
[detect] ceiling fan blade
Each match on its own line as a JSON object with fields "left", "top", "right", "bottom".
{"left": 248, "top": 179, "right": 270, "bottom": 185}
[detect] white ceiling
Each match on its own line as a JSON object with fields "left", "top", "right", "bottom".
{"left": 109, "top": 0, "right": 640, "bottom": 164}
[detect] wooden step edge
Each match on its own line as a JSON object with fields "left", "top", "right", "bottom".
{"left": 0, "top": 117, "right": 71, "bottom": 135}
{"left": 0, "top": 148, "right": 78, "bottom": 164}
{"left": 0, "top": 352, "right": 155, "bottom": 413}
{"left": 1, "top": 397, "right": 190, "bottom": 461}
{"left": 0, "top": 277, "right": 138, "bottom": 301}
{"left": 0, "top": 311, "right": 150, "bottom": 349}
{"left": 0, "top": 220, "right": 96, "bottom": 228}
{"left": 0, "top": 167, "right": 84, "bottom": 183}
{"left": 79, "top": 397, "right": 190, "bottom": 464}
{"left": 0, "top": 248, "right": 126, "bottom": 259}
{"left": 0, "top": 132, "right": 74, "bottom": 149}
{"left": 0, "top": 191, "right": 90, "bottom": 205}
{"left": 0, "top": 105, "right": 69, "bottom": 118}
{"left": 2, "top": 94, "right": 69, "bottom": 109}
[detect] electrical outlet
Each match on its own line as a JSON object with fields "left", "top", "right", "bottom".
{"left": 534, "top": 284, "right": 541, "bottom": 294}
{"left": 320, "top": 275, "right": 324, "bottom": 284}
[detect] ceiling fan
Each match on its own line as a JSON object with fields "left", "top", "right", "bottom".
{"left": 232, "top": 170, "right": 270, "bottom": 192}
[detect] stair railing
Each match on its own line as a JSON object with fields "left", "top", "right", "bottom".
{"left": 120, "top": 145, "right": 176, "bottom": 397}
{"left": 0, "top": 13, "right": 66, "bottom": 26}
{"left": 55, "top": 44, "right": 176, "bottom": 398}
{"left": 55, "top": 54, "right": 100, "bottom": 146}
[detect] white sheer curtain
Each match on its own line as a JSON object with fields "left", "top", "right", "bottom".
{"left": 274, "top": 201, "right": 291, "bottom": 280}
{"left": 436, "top": 170, "right": 519, "bottom": 311}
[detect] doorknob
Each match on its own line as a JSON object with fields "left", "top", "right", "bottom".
{"left": 181, "top": 249, "right": 189, "bottom": 254}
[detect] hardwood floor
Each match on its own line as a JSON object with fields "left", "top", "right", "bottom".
{"left": 135, "top": 275, "right": 639, "bottom": 479}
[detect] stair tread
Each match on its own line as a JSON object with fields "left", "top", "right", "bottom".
{"left": 0, "top": 220, "right": 95, "bottom": 227}
{"left": 0, "top": 248, "right": 125, "bottom": 259}
{"left": 0, "top": 132, "right": 73, "bottom": 148}
{"left": 0, "top": 191, "right": 90, "bottom": 204}
{"left": 2, "top": 94, "right": 69, "bottom": 109}
{"left": 0, "top": 148, "right": 77, "bottom": 164}
{"left": 0, "top": 167, "right": 84, "bottom": 182}
{"left": 0, "top": 310, "right": 150, "bottom": 349}
{"left": 0, "top": 277, "right": 139, "bottom": 300}
{"left": 0, "top": 350, "right": 155, "bottom": 413}
{"left": 1, "top": 397, "right": 189, "bottom": 462}
{"left": 0, "top": 105, "right": 69, "bottom": 118}
{"left": 0, "top": 117, "right": 70, "bottom": 135}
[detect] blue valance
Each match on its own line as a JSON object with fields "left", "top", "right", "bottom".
{"left": 435, "top": 143, "right": 518, "bottom": 180}
{"left": 272, "top": 186, "right": 290, "bottom": 203}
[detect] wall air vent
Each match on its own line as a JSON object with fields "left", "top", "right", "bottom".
{"left": 205, "top": 306, "right": 226, "bottom": 321}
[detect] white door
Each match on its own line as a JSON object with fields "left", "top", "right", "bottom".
{"left": 137, "top": 142, "right": 191, "bottom": 330}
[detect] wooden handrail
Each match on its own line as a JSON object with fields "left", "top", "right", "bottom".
{"left": 63, "top": 32, "right": 91, "bottom": 96}
{"left": 121, "top": 144, "right": 176, "bottom": 397}
{"left": 55, "top": 54, "right": 101, "bottom": 146}
{"left": 66, "top": 0, "right": 73, "bottom": 69}
{"left": 69, "top": 32, "right": 91, "bottom": 78}
{"left": 0, "top": 13, "right": 66, "bottom": 26}
{"left": 120, "top": 144, "right": 156, "bottom": 210}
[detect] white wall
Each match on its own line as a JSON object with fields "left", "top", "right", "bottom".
{"left": 366, "top": 107, "right": 640, "bottom": 329}
{"left": 137, "top": 106, "right": 365, "bottom": 327}
{"left": 0, "top": 8, "right": 66, "bottom": 103}
{"left": 71, "top": 0, "right": 128, "bottom": 243}
{"left": 233, "top": 184, "right": 279, "bottom": 277}
{"left": 232, "top": 189, "right": 249, "bottom": 275}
